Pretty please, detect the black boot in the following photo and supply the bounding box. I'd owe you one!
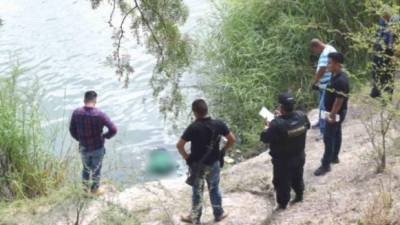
[314,165,331,176]
[291,194,303,204]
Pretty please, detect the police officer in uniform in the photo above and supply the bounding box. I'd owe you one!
[260,93,310,210]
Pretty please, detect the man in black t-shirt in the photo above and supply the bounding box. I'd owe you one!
[314,52,350,176]
[176,99,236,225]
[260,93,310,210]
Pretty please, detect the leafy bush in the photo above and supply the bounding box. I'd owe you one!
[198,0,378,147]
[354,84,400,173]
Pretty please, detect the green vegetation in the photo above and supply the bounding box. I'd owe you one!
[198,0,395,148]
[0,65,66,200]
[90,205,141,225]
[0,183,141,225]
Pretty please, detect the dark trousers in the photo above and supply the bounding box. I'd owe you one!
[272,155,305,208]
[80,147,105,191]
[192,161,224,224]
[322,121,342,167]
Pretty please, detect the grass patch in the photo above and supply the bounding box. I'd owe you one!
[0,64,67,200]
[357,190,399,225]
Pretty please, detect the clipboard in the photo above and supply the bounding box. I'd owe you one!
[259,107,275,122]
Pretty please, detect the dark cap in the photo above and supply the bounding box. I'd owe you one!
[278,92,295,108]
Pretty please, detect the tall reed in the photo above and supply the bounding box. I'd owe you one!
[0,64,66,200]
[198,0,379,147]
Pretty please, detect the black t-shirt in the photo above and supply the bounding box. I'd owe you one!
[260,111,310,159]
[324,71,350,116]
[181,117,230,165]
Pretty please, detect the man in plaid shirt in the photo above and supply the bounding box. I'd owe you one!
[69,91,117,194]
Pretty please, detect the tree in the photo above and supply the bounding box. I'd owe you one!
[90,0,191,118]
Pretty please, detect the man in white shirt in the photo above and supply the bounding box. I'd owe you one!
[310,39,337,137]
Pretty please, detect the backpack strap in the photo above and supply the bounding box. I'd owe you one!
[197,119,219,165]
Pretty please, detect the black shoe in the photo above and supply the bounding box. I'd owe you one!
[274,204,287,212]
[215,212,229,222]
[331,158,340,164]
[314,166,331,176]
[290,195,303,205]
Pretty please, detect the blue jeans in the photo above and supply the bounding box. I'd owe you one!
[319,90,326,135]
[80,147,105,191]
[192,161,224,224]
[322,122,342,167]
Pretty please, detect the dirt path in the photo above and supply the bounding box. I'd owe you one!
[80,106,399,225]
[2,106,399,225]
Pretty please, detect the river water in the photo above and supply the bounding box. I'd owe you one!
[0,0,210,185]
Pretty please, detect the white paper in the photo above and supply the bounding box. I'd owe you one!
[259,107,275,122]
[219,136,227,150]
[321,110,340,122]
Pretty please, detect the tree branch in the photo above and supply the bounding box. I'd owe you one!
[115,5,137,71]
[133,0,165,65]
[141,0,169,32]
[108,0,117,27]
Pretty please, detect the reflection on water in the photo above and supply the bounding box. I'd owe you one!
[0,0,210,185]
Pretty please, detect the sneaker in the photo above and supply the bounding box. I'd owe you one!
[215,212,229,222]
[331,158,340,164]
[314,166,331,176]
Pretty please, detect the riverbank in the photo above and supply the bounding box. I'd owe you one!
[2,104,399,225]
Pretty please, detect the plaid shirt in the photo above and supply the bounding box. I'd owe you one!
[69,106,117,151]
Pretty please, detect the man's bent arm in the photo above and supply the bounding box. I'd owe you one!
[176,138,189,160]
[313,67,327,85]
[102,114,117,139]
[69,114,79,141]
[260,127,273,144]
[222,132,236,151]
[329,97,344,121]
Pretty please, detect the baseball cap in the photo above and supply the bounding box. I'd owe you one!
[278,93,295,108]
